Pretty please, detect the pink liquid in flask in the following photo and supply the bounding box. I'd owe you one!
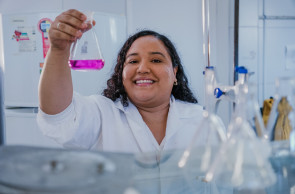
[69,59,104,70]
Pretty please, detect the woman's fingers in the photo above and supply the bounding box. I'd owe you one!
[54,21,83,38]
[48,9,96,50]
[57,13,87,29]
[53,11,86,35]
[48,10,85,49]
[59,9,87,27]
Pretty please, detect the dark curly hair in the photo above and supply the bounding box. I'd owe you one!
[103,30,198,107]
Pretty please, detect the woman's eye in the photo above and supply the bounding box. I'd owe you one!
[152,59,161,63]
[129,60,137,64]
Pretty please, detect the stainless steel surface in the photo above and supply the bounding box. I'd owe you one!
[0,146,131,194]
[0,142,294,194]
[0,149,115,191]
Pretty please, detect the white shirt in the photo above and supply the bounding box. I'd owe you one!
[37,92,204,153]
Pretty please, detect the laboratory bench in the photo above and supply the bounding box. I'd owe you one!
[0,141,294,194]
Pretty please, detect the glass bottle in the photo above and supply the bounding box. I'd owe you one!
[68,11,104,71]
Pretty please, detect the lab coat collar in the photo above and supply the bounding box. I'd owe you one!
[124,100,158,152]
[116,96,183,152]
[113,98,126,112]
[164,96,181,145]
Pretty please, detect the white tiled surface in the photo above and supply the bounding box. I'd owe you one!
[264,0,295,16]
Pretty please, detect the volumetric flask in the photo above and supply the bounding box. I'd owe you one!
[69,11,104,71]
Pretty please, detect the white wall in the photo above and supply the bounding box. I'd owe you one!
[0,0,233,139]
[238,0,261,103]
[239,0,295,105]
[215,0,233,125]
[0,0,125,14]
[126,0,233,125]
[126,0,204,102]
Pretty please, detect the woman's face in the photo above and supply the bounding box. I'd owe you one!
[122,35,178,108]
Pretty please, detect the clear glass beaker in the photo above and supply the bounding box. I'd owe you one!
[68,11,104,71]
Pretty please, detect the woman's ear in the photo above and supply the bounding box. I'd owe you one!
[173,66,178,76]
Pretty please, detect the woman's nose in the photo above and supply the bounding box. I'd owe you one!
[137,60,150,73]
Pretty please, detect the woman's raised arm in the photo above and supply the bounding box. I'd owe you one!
[38,9,90,114]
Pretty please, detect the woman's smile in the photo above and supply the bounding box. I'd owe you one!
[134,78,155,86]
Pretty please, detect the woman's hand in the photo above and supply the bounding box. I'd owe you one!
[49,9,95,52]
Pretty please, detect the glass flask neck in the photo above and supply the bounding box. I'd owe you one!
[234,84,249,119]
[83,11,94,24]
[204,68,216,114]
[235,73,248,86]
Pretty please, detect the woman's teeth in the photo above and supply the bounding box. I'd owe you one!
[136,80,153,84]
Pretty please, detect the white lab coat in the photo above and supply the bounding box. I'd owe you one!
[37,92,205,153]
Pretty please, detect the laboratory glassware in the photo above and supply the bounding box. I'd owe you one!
[204,82,276,189]
[225,67,266,139]
[202,0,210,67]
[213,66,247,104]
[178,67,227,174]
[68,11,104,71]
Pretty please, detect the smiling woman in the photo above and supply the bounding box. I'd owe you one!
[104,30,198,107]
[37,9,207,153]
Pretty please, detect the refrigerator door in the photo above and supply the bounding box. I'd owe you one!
[1,12,58,107]
[5,108,61,148]
[1,12,126,107]
[0,65,3,145]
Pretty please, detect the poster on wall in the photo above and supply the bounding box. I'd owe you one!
[11,17,37,53]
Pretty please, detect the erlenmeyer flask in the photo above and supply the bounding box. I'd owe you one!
[178,67,227,174]
[223,66,266,139]
[266,77,295,153]
[68,11,104,71]
[213,66,266,144]
[204,83,276,189]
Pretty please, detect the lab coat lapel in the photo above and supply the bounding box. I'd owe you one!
[163,97,181,150]
[124,102,160,152]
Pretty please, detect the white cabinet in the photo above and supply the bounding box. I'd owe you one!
[5,108,61,148]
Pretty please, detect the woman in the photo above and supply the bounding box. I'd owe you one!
[37,9,204,153]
